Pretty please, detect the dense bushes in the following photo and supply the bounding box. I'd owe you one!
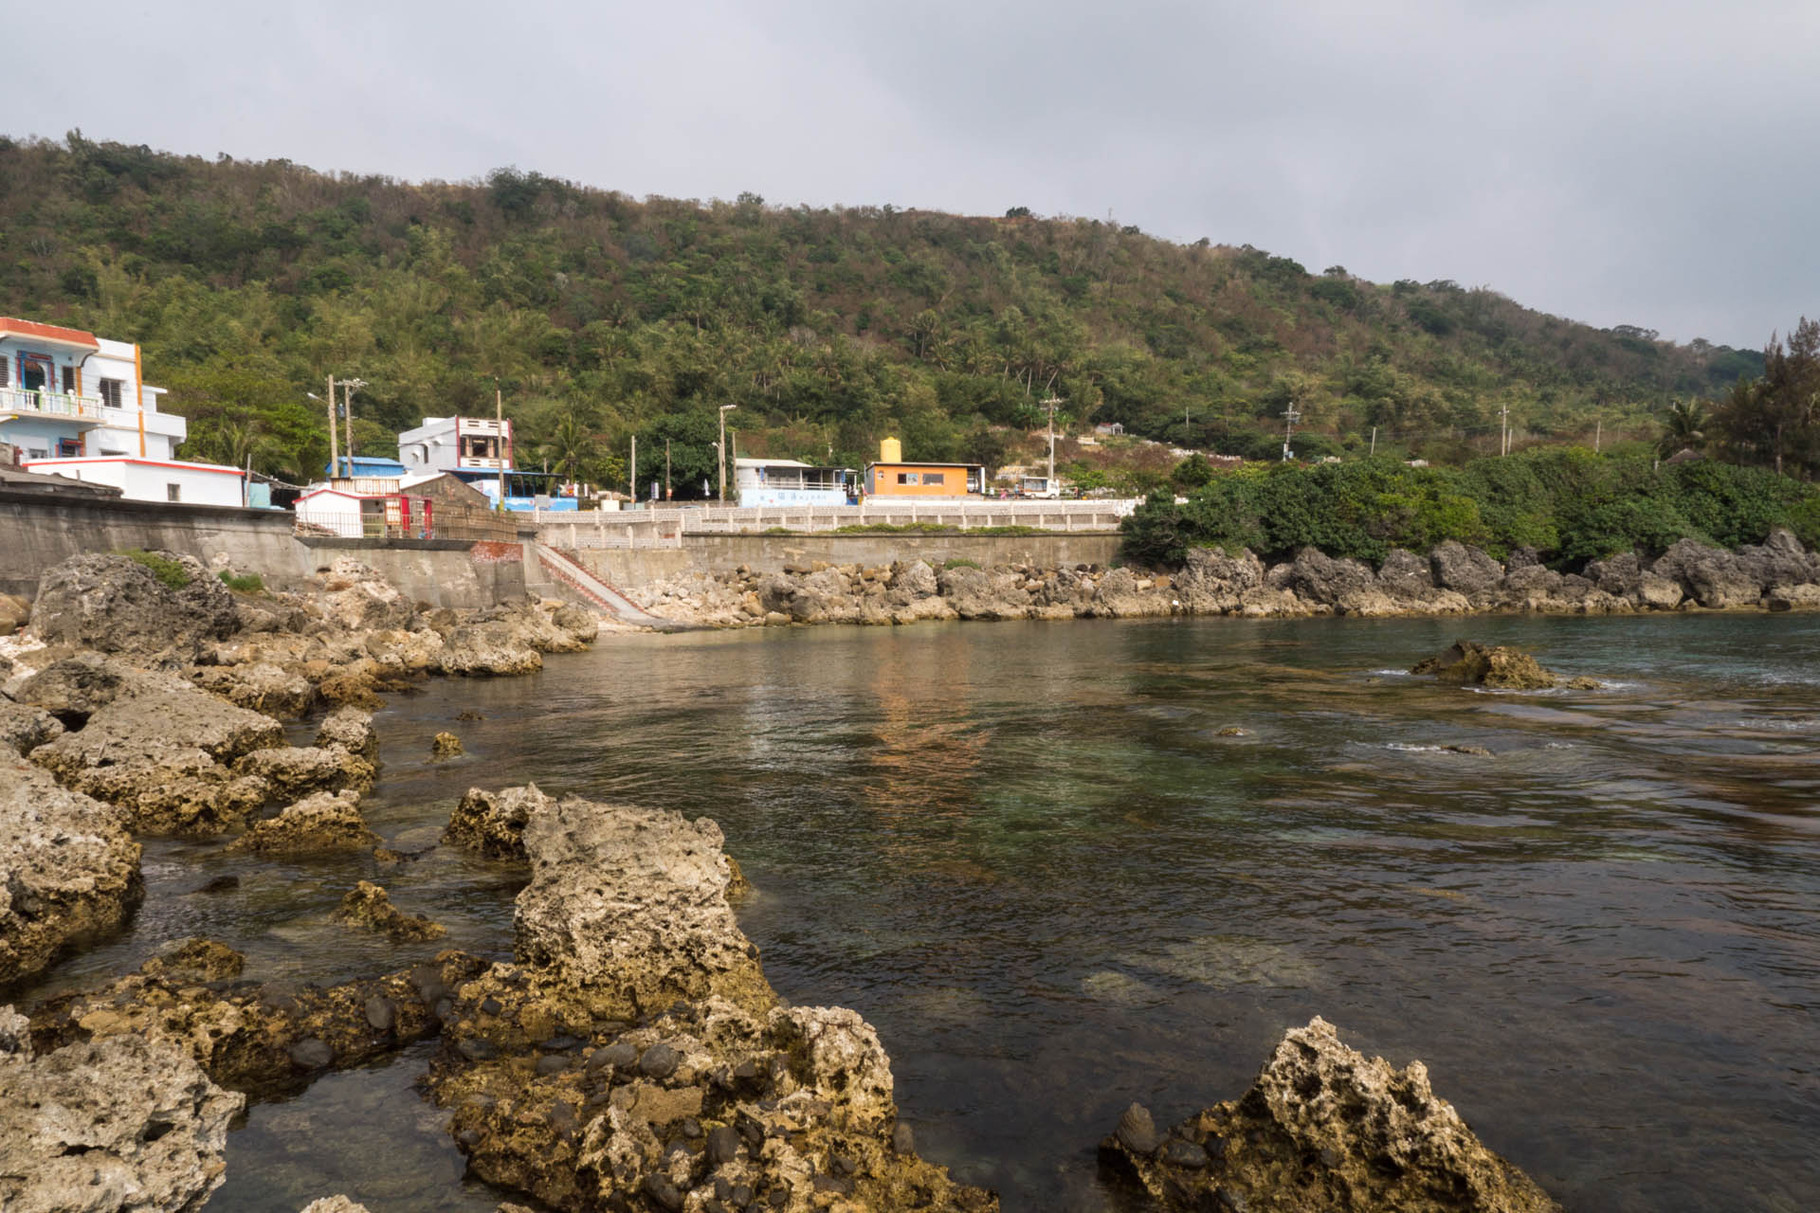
[1120,451,1820,568]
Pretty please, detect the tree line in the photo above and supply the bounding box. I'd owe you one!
[0,132,1771,489]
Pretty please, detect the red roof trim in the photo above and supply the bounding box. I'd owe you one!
[0,318,101,349]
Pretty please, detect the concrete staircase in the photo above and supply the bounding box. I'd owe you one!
[530,543,694,632]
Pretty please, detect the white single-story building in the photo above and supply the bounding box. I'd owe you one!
[20,455,247,507]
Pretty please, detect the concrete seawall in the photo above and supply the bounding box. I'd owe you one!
[2,490,529,608]
[571,532,1124,590]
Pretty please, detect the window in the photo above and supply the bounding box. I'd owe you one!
[61,366,76,393]
[167,483,182,502]
[923,472,946,486]
[98,378,123,408]
[0,359,9,387]
[897,472,918,485]
[27,448,47,459]
[56,438,81,457]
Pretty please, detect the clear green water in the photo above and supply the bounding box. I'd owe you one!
[26,614,1820,1212]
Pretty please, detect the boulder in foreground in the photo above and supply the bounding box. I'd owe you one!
[0,1007,242,1213]
[0,759,142,985]
[1101,1016,1560,1213]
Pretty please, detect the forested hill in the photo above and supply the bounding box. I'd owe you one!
[0,133,1764,487]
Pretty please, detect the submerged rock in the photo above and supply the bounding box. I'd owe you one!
[432,731,464,758]
[334,881,447,942]
[299,1199,372,1213]
[1101,1017,1560,1213]
[444,783,554,859]
[0,759,143,985]
[1411,641,1561,690]
[29,951,488,1097]
[0,1018,242,1213]
[139,938,246,983]
[225,790,381,856]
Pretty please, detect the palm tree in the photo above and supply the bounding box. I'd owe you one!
[1658,398,1708,458]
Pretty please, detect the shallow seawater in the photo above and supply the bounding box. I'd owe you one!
[23,613,1820,1212]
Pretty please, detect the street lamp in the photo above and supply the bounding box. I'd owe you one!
[717,404,738,503]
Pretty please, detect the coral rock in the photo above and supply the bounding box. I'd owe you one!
[1101,1016,1560,1213]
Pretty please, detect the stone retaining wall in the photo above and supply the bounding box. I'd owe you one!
[1,491,528,608]
[572,532,1123,591]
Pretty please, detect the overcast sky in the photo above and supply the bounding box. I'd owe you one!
[13,0,1818,346]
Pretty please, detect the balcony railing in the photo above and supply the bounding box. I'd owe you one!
[0,387,103,420]
[456,455,508,470]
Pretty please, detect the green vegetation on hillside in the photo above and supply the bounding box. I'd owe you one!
[0,133,1769,489]
[1120,451,1820,568]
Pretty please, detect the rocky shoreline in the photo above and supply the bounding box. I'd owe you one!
[626,529,1820,628]
[0,548,1566,1211]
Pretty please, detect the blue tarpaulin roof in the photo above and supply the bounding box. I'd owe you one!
[323,455,407,476]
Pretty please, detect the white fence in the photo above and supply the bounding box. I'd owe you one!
[531,499,1137,548]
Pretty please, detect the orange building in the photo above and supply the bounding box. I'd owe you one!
[862,437,986,497]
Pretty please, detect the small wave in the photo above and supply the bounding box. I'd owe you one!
[1368,668,1412,677]
[1384,742,1446,752]
[1545,741,1577,749]
[1735,717,1820,732]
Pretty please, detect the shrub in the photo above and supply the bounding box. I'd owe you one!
[117,549,191,589]
[942,557,981,570]
[1121,451,1820,568]
[217,570,265,593]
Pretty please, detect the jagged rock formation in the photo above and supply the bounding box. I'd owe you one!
[1101,1017,1560,1213]
[1411,641,1572,690]
[232,743,375,799]
[0,697,63,756]
[27,551,236,665]
[225,790,381,855]
[27,662,283,835]
[315,706,378,760]
[431,731,464,757]
[334,881,447,942]
[444,783,553,859]
[0,759,142,985]
[431,787,997,1212]
[0,1006,242,1213]
[513,793,773,1018]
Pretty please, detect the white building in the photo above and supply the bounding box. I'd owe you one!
[1,316,245,505]
[398,416,512,476]
[734,457,856,507]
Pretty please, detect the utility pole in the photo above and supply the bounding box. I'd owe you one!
[325,374,338,481]
[339,378,367,472]
[1042,394,1062,492]
[630,435,637,506]
[718,404,739,502]
[1594,419,1602,453]
[665,439,672,500]
[1370,426,1378,457]
[495,383,506,510]
[1280,403,1301,462]
[1499,402,1511,456]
